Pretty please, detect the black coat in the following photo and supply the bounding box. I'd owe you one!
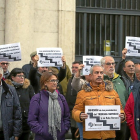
[22,62,33,79]
[66,77,78,111]
[29,67,66,94]
[1,79,22,140]
[5,79,35,133]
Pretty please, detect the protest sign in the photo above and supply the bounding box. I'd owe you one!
[125,36,140,56]
[85,105,120,131]
[0,43,21,61]
[82,56,103,75]
[37,48,63,67]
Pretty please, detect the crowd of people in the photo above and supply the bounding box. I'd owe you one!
[0,48,140,140]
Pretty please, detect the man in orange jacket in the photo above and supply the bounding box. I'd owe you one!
[72,65,125,140]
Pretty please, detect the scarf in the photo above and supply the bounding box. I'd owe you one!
[48,90,61,140]
[12,81,23,88]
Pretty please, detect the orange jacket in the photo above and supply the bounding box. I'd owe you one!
[72,81,124,140]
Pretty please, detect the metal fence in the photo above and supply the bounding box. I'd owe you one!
[75,0,140,61]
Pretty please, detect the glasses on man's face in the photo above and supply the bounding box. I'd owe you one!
[1,63,9,65]
[72,67,78,69]
[105,62,115,66]
[127,65,135,68]
[16,75,25,78]
[47,79,59,83]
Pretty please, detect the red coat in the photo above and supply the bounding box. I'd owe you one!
[124,92,138,140]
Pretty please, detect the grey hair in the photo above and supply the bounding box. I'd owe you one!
[100,56,115,66]
[0,66,3,77]
[90,64,103,74]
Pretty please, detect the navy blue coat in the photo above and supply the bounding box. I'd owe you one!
[1,79,22,140]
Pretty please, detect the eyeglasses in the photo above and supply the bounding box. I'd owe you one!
[16,75,25,78]
[1,63,9,65]
[105,62,115,66]
[72,67,78,69]
[47,79,59,83]
[127,65,135,68]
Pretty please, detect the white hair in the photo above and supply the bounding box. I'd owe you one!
[90,64,103,74]
[100,56,115,66]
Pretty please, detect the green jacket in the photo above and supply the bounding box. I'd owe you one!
[104,73,128,109]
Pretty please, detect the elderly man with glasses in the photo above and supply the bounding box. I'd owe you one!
[0,61,10,79]
[101,56,128,140]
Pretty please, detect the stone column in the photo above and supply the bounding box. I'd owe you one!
[5,0,34,70]
[0,0,5,45]
[58,0,76,67]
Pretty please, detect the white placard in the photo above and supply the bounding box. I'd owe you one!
[0,43,21,61]
[125,36,140,56]
[85,105,120,131]
[82,56,103,75]
[37,48,63,67]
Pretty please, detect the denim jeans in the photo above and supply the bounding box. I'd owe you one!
[77,122,83,140]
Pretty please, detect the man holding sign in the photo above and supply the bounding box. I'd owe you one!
[72,65,124,140]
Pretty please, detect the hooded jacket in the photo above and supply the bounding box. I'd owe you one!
[28,90,70,140]
[72,81,124,140]
[5,78,35,132]
[104,73,128,109]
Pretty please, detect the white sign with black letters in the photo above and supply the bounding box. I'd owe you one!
[37,48,63,67]
[82,56,103,75]
[85,105,120,131]
[0,42,21,61]
[125,36,140,56]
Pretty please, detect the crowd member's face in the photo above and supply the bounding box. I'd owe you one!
[0,61,9,73]
[45,75,58,93]
[71,63,79,74]
[91,66,104,85]
[103,57,115,76]
[12,73,25,84]
[38,67,48,74]
[123,61,135,75]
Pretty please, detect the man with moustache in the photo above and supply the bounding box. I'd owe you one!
[72,65,125,140]
[101,56,128,140]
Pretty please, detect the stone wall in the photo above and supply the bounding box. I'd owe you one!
[1,0,75,71]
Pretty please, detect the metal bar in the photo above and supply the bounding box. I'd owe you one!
[100,0,102,8]
[106,0,107,8]
[94,14,96,55]
[76,7,140,16]
[135,16,137,36]
[126,0,127,9]
[136,0,137,10]
[90,0,92,7]
[100,14,102,55]
[110,15,112,56]
[121,0,122,9]
[85,0,86,7]
[115,15,117,56]
[79,14,81,55]
[79,0,81,7]
[125,16,127,39]
[105,15,106,56]
[130,16,132,35]
[111,0,112,9]
[116,0,117,9]
[83,13,87,55]
[119,15,123,57]
[131,0,132,9]
[89,14,91,55]
[95,0,97,7]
